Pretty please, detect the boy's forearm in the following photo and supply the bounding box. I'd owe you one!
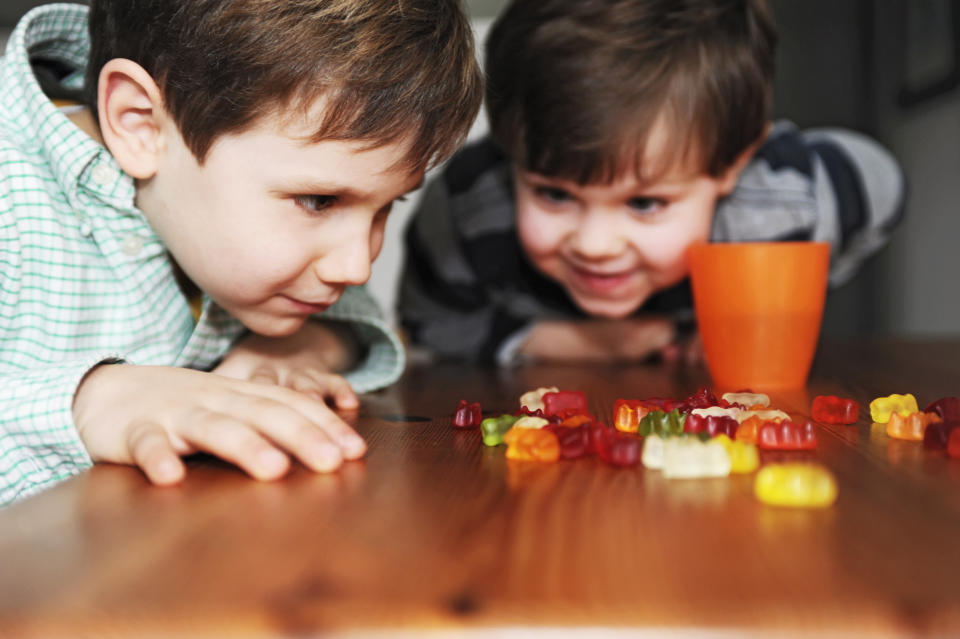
[0,358,111,505]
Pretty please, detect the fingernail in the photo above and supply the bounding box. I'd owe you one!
[257,449,288,476]
[312,443,343,472]
[339,435,367,459]
[155,458,182,483]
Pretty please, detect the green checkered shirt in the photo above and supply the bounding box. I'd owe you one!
[0,4,405,505]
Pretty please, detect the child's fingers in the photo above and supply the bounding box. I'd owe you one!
[253,407,348,471]
[182,412,291,480]
[685,336,705,366]
[245,385,367,461]
[127,421,186,485]
[248,366,281,387]
[659,342,681,365]
[638,319,675,354]
[326,376,359,410]
[216,395,354,470]
[288,371,359,410]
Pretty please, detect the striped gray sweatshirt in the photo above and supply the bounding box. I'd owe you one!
[398,121,906,364]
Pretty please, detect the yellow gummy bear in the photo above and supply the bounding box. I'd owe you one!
[754,463,838,508]
[713,434,760,474]
[869,393,918,424]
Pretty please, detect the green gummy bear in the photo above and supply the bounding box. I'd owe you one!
[481,414,521,446]
[638,409,686,437]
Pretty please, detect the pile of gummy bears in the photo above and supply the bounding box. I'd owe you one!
[451,388,960,509]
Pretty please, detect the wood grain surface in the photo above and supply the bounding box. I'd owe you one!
[2,338,960,638]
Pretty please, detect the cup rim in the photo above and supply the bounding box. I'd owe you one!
[689,240,831,249]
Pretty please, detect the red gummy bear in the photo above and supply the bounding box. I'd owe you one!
[452,399,482,428]
[757,420,818,450]
[684,412,738,438]
[811,395,858,425]
[542,390,589,419]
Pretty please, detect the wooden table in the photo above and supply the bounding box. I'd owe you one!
[3,338,960,638]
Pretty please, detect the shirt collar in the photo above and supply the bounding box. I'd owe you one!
[6,4,137,213]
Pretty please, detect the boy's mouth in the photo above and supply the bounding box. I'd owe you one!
[279,294,334,314]
[568,266,634,295]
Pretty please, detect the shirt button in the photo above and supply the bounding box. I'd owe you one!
[91,163,115,186]
[121,234,143,256]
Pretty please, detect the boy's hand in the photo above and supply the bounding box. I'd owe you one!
[659,332,705,366]
[73,363,367,486]
[212,320,360,410]
[520,318,677,363]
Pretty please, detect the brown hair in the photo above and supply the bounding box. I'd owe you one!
[485,0,777,183]
[85,0,483,172]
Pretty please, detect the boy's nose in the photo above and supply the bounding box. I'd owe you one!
[571,211,626,259]
[315,239,372,287]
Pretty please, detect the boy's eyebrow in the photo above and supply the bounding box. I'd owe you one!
[522,170,696,192]
[277,175,424,199]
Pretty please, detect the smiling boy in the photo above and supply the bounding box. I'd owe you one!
[399,0,904,365]
[0,0,481,504]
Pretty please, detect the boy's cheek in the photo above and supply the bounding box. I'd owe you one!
[516,209,563,258]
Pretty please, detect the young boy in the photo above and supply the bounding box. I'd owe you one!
[0,0,482,505]
[399,0,905,365]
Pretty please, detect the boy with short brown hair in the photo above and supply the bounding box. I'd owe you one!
[399,0,904,364]
[0,0,482,504]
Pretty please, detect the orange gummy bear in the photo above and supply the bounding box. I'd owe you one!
[504,427,560,462]
[886,411,941,441]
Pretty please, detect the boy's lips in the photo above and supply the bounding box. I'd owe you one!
[568,265,635,295]
[280,295,334,314]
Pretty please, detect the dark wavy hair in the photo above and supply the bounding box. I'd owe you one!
[485,0,777,183]
[85,0,483,172]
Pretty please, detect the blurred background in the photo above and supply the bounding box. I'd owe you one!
[2,0,957,339]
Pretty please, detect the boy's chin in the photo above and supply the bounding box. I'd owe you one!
[238,313,308,338]
[572,296,644,320]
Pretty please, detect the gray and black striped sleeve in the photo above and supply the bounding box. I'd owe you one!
[713,121,906,286]
[398,142,532,362]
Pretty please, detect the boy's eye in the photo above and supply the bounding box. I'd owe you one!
[534,186,573,204]
[627,196,665,214]
[294,194,337,213]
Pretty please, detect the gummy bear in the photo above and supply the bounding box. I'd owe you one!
[554,425,589,459]
[886,411,941,441]
[662,437,731,478]
[597,431,641,468]
[641,434,666,470]
[504,427,560,462]
[676,386,719,413]
[756,420,817,451]
[639,409,686,437]
[754,463,838,508]
[452,399,482,428]
[713,434,760,474]
[925,397,960,422]
[721,391,770,409]
[519,386,559,413]
[613,399,649,433]
[811,395,858,425]
[684,412,738,438]
[480,414,520,446]
[869,393,918,424]
[542,390,588,419]
[949,429,960,459]
[924,421,960,450]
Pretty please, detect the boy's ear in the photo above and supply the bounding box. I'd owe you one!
[97,58,168,180]
[717,121,773,196]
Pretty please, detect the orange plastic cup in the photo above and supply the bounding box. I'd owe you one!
[688,242,830,390]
